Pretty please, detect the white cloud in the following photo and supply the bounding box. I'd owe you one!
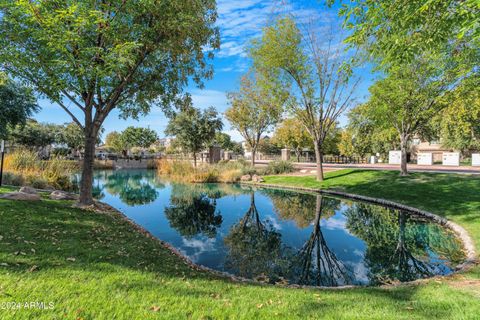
[215,0,326,58]
[321,216,346,230]
[181,237,217,263]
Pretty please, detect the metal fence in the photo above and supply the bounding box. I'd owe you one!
[289,153,367,164]
[323,155,368,164]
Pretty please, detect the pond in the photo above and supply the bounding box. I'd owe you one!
[92,169,465,287]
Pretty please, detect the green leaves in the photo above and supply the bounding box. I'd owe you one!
[336,0,479,73]
[0,0,219,202]
[0,0,219,119]
[120,127,159,150]
[0,79,38,140]
[165,103,223,159]
[226,69,285,153]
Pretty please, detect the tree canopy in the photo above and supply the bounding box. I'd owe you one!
[0,0,219,205]
[339,104,399,158]
[211,132,243,154]
[272,118,313,161]
[433,76,480,152]
[363,60,450,175]
[165,104,223,167]
[120,127,159,150]
[0,79,38,139]
[333,0,479,72]
[226,69,286,165]
[9,120,59,149]
[250,16,359,180]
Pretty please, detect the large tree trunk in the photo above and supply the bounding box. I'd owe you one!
[79,135,96,206]
[314,142,324,181]
[251,148,256,167]
[400,134,408,176]
[193,152,197,167]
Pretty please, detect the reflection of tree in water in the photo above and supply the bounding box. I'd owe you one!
[101,170,161,206]
[344,203,463,284]
[262,189,318,228]
[290,195,352,287]
[164,183,223,238]
[224,192,289,283]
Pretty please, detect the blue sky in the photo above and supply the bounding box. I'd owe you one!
[35,0,376,142]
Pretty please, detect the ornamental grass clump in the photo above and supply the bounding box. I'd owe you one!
[4,149,78,190]
[265,160,294,175]
[156,159,253,183]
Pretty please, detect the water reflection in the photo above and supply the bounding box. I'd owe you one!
[290,195,352,286]
[98,170,161,206]
[344,204,463,284]
[165,184,223,238]
[93,170,464,287]
[224,192,288,282]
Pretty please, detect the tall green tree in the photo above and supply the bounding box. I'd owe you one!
[105,131,125,154]
[60,122,86,151]
[434,76,480,152]
[0,79,38,139]
[211,132,243,154]
[165,104,223,167]
[120,126,159,150]
[226,70,286,166]
[10,120,59,150]
[365,60,450,175]
[340,104,399,158]
[251,17,359,180]
[0,1,219,205]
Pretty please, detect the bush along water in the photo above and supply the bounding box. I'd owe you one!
[156,158,295,183]
[3,149,79,191]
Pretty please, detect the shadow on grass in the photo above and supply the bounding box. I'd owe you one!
[1,179,480,318]
[323,169,358,181]
[0,198,210,282]
[337,171,480,222]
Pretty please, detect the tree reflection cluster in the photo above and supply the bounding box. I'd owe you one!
[95,170,464,287]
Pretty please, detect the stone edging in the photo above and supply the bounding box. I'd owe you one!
[243,181,477,272]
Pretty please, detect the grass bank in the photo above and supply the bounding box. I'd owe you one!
[0,170,479,319]
[263,170,480,248]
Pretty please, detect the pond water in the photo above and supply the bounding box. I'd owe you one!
[92,169,465,287]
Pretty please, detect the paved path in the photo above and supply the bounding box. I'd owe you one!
[255,160,480,175]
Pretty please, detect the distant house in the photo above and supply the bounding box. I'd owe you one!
[157,138,173,149]
[410,138,453,163]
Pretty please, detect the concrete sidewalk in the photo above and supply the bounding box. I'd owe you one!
[255,160,480,175]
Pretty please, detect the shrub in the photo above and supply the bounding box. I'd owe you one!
[3,149,78,191]
[218,169,242,183]
[265,160,294,175]
[156,159,247,183]
[25,175,50,190]
[2,172,25,186]
[4,149,39,172]
[155,158,282,183]
[93,160,115,170]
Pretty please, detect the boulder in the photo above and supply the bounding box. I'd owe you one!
[251,174,264,183]
[0,192,41,201]
[240,175,252,182]
[19,186,38,194]
[50,190,79,201]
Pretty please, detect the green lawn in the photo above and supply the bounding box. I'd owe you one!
[0,171,479,320]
